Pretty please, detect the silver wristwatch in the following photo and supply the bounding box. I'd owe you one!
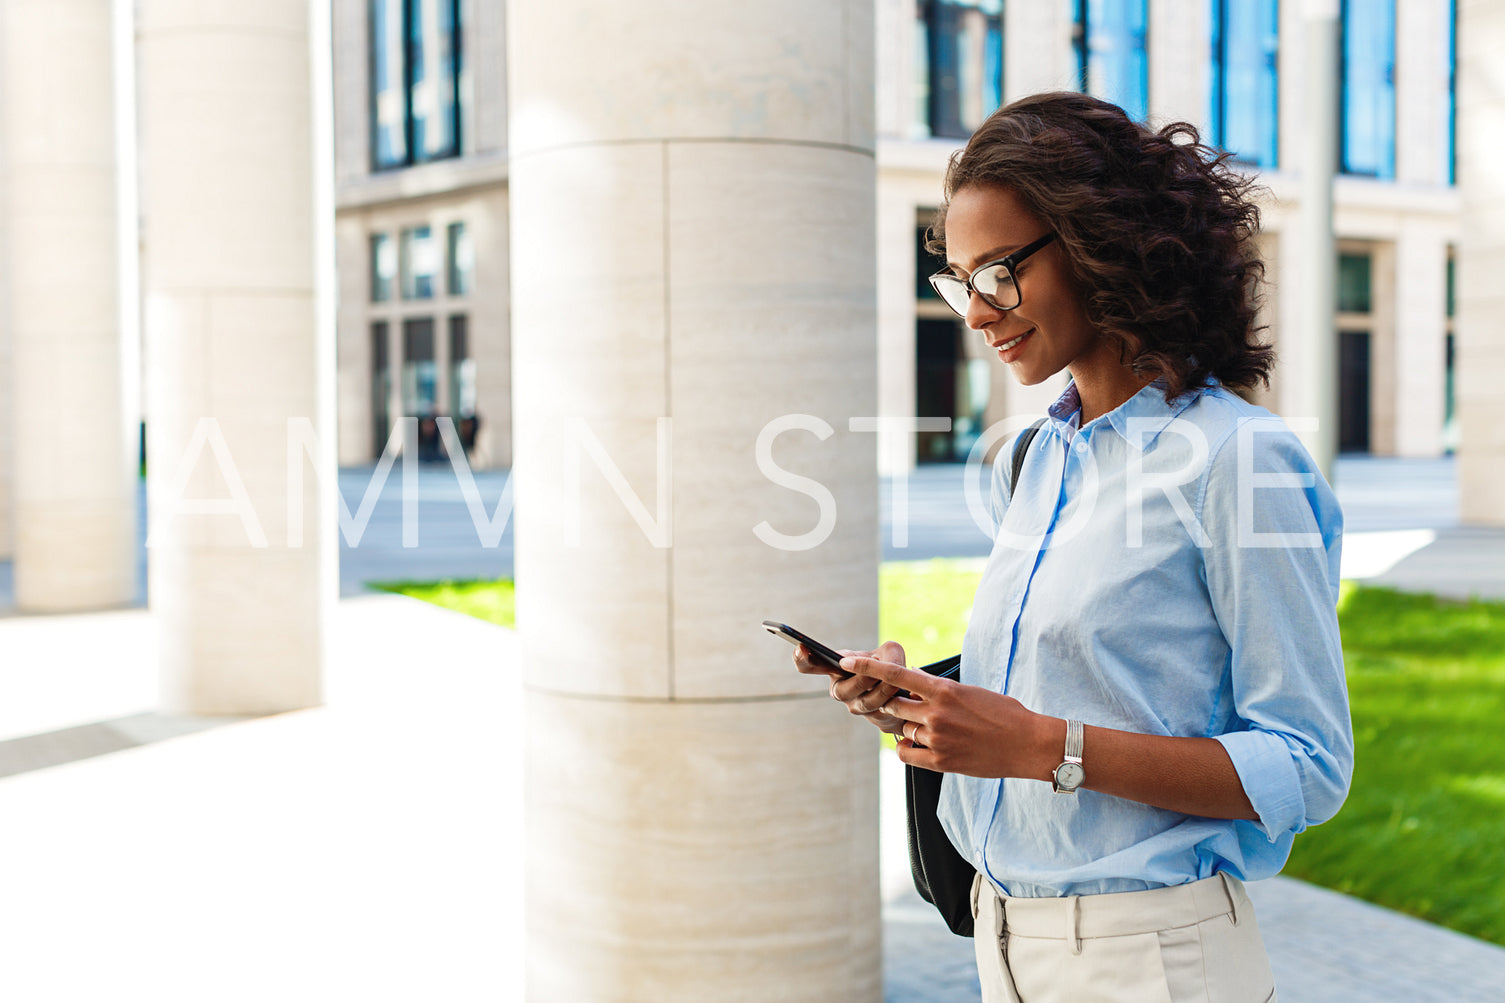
[1052,719,1086,794]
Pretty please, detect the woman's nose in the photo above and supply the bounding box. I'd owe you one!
[964,289,1003,331]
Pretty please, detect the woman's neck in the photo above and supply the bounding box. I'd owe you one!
[1070,365,1154,425]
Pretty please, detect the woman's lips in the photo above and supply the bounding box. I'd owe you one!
[995,329,1034,363]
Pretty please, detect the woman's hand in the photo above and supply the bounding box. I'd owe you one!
[839,653,1055,780]
[794,640,910,736]
[838,656,1261,818]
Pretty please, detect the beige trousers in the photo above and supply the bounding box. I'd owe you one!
[970,872,1278,1002]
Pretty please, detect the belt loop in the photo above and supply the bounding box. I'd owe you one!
[994,888,1006,940]
[971,873,982,921]
[1066,895,1082,955]
[1220,872,1240,927]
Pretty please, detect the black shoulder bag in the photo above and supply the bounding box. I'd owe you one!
[904,418,1044,938]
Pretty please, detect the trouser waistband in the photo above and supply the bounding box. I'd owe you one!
[976,873,1246,941]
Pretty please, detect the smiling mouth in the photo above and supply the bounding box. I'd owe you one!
[996,330,1032,352]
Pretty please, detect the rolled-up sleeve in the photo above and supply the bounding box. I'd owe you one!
[1199,417,1354,840]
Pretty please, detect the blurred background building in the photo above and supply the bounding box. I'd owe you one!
[328,0,1460,475]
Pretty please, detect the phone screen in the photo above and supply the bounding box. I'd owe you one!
[761,620,849,676]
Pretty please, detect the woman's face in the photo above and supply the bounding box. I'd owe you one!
[941,184,1117,388]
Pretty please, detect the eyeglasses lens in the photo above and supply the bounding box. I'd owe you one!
[930,264,1020,317]
[973,264,1019,310]
[931,276,970,316]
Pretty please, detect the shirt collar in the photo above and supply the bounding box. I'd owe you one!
[1047,378,1212,451]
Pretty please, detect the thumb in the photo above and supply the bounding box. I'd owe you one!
[877,640,906,668]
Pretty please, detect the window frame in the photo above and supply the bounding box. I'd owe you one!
[1073,0,1149,123]
[913,0,1005,141]
[1339,0,1397,179]
[1208,0,1279,168]
[368,0,464,172]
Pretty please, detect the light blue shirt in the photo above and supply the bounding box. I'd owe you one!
[941,380,1353,898]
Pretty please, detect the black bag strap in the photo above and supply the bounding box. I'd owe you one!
[903,417,1048,939]
[1009,418,1047,499]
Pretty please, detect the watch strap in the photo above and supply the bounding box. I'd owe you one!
[1065,719,1083,762]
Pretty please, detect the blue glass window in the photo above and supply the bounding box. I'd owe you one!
[1446,0,1456,184]
[369,0,463,171]
[400,226,437,300]
[409,0,459,161]
[371,0,407,169]
[1209,0,1278,167]
[1074,0,1148,122]
[1341,0,1396,178]
[447,221,472,296]
[370,232,396,302]
[913,1,1005,140]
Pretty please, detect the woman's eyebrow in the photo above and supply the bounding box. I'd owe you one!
[949,244,1021,274]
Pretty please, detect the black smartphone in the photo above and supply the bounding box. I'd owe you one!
[762,620,850,675]
[763,620,964,685]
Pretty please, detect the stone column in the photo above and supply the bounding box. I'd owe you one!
[1391,227,1449,457]
[509,2,881,999]
[1298,0,1340,478]
[1147,0,1210,127]
[1,0,136,611]
[0,274,10,564]
[138,0,331,712]
[1006,0,1077,96]
[876,177,919,476]
[1456,0,1505,525]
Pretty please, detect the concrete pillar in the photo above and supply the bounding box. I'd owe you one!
[1274,215,1307,419]
[1277,0,1303,180]
[333,214,373,466]
[875,0,915,140]
[1394,0,1454,187]
[1148,0,1211,128]
[1,0,136,611]
[1005,0,1077,96]
[509,2,881,999]
[1298,0,1340,478]
[1368,241,1398,456]
[468,192,511,470]
[877,179,919,475]
[0,270,10,564]
[1456,0,1505,525]
[1391,228,1449,457]
[138,0,332,712]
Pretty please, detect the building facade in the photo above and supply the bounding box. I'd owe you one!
[332,0,512,468]
[874,0,1458,471]
[330,0,1460,474]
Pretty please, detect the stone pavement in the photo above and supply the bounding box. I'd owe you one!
[2,454,1505,1000]
[6,594,1505,1001]
[0,596,526,1002]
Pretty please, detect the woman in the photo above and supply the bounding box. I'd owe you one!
[796,92,1351,1001]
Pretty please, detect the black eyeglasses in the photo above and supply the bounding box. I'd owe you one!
[928,232,1057,317]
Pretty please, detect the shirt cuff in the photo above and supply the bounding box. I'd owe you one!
[1215,730,1306,841]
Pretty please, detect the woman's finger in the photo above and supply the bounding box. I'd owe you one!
[832,675,900,713]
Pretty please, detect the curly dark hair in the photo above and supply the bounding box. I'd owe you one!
[927,91,1273,399]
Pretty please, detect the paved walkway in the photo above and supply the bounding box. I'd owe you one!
[2,454,1504,1000]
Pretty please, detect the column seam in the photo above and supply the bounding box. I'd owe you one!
[662,139,676,702]
[508,136,876,165]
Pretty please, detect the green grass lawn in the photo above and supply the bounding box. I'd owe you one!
[374,562,1505,947]
[370,577,516,628]
[1283,583,1505,946]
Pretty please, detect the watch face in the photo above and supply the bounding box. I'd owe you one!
[1055,761,1085,790]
